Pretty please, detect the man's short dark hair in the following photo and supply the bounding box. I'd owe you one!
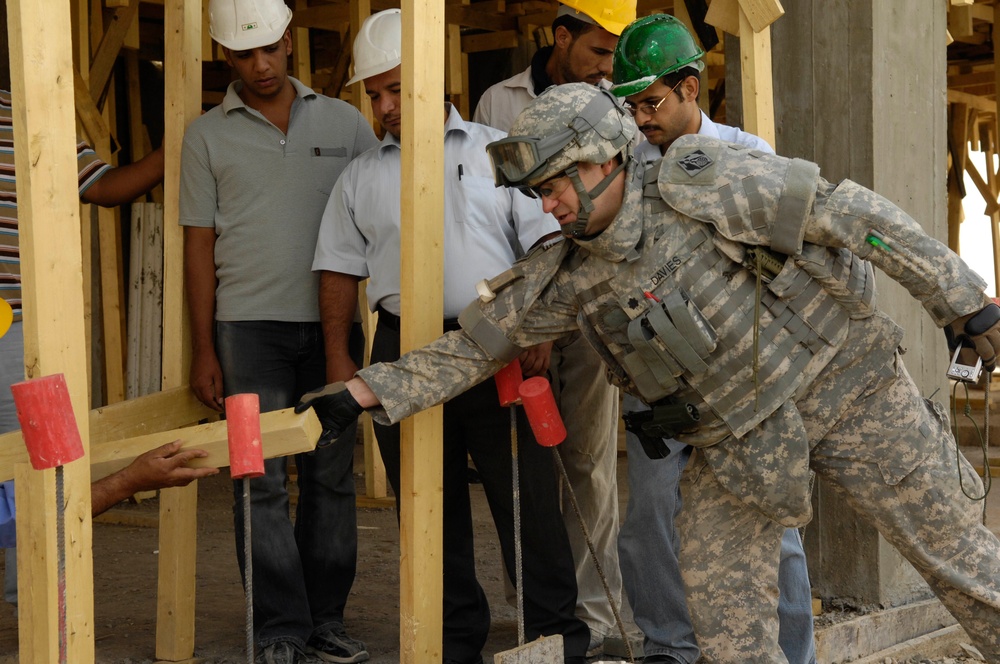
[661,66,702,102]
[552,14,598,39]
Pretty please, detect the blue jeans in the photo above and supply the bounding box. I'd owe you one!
[1,322,23,610]
[618,395,816,664]
[215,320,363,648]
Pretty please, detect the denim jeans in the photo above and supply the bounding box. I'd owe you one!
[215,320,363,647]
[369,320,589,663]
[1,322,23,610]
[618,395,816,664]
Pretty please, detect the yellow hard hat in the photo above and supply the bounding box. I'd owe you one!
[558,0,637,36]
[0,299,11,340]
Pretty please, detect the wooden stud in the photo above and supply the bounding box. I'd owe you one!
[948,3,975,40]
[157,0,204,658]
[14,464,60,664]
[401,0,446,659]
[736,0,784,33]
[461,30,520,53]
[8,0,96,658]
[737,6,776,147]
[88,1,140,107]
[294,0,314,89]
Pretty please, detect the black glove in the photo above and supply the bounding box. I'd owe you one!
[945,302,1000,371]
[295,382,364,447]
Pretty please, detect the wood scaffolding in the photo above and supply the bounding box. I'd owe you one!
[3,0,996,662]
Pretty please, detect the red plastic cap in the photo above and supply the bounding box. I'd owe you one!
[494,359,524,407]
[226,394,265,479]
[11,374,84,470]
[517,376,567,447]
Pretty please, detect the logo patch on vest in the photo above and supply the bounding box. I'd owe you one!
[677,150,713,177]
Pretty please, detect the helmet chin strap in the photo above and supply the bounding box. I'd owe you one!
[561,161,627,239]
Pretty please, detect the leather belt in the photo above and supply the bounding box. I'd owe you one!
[376,306,462,333]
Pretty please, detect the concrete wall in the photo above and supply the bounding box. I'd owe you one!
[765,0,948,606]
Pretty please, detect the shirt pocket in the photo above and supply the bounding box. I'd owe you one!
[458,175,505,227]
[311,147,349,195]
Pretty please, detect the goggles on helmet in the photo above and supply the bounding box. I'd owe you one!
[487,128,579,188]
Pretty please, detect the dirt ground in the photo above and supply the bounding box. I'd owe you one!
[0,444,998,663]
[0,442,605,664]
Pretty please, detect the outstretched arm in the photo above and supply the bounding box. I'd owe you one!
[91,440,218,516]
[81,144,165,207]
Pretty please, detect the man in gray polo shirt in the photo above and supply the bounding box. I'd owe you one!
[179,1,377,663]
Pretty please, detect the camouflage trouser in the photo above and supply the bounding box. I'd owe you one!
[678,355,1000,663]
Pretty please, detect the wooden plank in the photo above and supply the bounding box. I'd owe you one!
[8,0,97,657]
[737,0,784,33]
[460,30,519,53]
[294,0,313,88]
[949,3,975,39]
[705,0,740,36]
[292,0,394,29]
[14,464,59,664]
[737,7,775,147]
[0,386,218,481]
[158,0,203,658]
[947,88,996,114]
[73,69,112,146]
[964,159,1000,215]
[401,0,446,659]
[446,4,518,31]
[89,0,140,106]
[91,407,322,482]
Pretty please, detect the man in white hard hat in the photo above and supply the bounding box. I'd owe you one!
[313,9,589,664]
[472,1,636,656]
[181,1,378,662]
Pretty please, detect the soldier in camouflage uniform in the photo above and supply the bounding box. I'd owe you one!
[297,83,1000,663]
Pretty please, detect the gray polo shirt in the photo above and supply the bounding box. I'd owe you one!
[180,77,377,321]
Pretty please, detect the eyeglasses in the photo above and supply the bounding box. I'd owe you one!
[622,79,683,117]
[525,174,572,200]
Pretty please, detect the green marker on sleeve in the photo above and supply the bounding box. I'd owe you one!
[866,230,892,252]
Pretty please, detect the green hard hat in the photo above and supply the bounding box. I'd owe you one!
[611,14,706,98]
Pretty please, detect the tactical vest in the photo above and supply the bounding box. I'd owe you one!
[574,154,877,441]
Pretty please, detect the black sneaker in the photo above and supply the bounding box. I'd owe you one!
[256,640,317,664]
[307,622,370,663]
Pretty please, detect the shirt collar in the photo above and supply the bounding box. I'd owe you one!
[221,76,315,115]
[572,157,644,262]
[377,103,471,159]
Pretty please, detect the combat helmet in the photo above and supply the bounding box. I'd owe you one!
[611,14,705,98]
[486,83,635,238]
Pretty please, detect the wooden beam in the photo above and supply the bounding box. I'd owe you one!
[0,387,216,482]
[401,0,446,659]
[948,88,997,114]
[92,407,322,482]
[293,0,313,88]
[8,0,96,657]
[460,30,519,53]
[736,0,784,33]
[291,0,395,29]
[965,159,1000,216]
[705,0,740,36]
[737,6,776,146]
[949,3,975,39]
[158,0,203,658]
[88,0,140,107]
[73,68,113,147]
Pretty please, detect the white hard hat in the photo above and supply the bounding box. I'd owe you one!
[209,0,293,51]
[347,9,402,86]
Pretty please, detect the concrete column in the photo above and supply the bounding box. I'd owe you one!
[763,0,949,606]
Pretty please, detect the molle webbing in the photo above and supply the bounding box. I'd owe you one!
[772,158,820,256]
[796,244,876,319]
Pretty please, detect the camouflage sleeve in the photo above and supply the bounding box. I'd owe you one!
[659,134,989,327]
[806,178,988,326]
[357,330,506,424]
[357,241,582,425]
